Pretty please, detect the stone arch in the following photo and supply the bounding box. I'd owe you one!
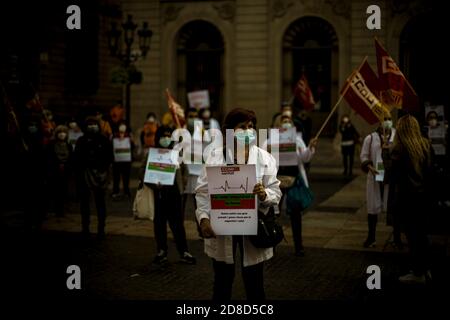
[269,8,351,129]
[161,8,235,116]
[269,8,350,135]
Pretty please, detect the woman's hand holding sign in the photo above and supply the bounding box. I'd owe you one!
[253,183,267,201]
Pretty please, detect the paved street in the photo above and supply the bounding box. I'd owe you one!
[2,138,449,302]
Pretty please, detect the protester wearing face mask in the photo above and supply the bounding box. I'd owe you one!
[47,125,72,217]
[274,115,318,256]
[111,121,134,200]
[426,111,439,129]
[141,125,196,265]
[339,115,360,177]
[360,113,397,248]
[74,116,114,238]
[140,112,159,151]
[41,109,56,146]
[67,119,84,151]
[195,108,282,301]
[94,110,113,139]
[199,107,220,132]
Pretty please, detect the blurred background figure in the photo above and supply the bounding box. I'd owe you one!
[74,116,113,238]
[199,107,220,131]
[109,103,126,133]
[141,112,159,147]
[111,120,134,200]
[339,115,360,177]
[276,114,317,256]
[94,109,112,139]
[46,125,72,217]
[41,109,56,146]
[67,118,84,151]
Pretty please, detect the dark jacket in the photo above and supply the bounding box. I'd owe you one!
[74,131,113,172]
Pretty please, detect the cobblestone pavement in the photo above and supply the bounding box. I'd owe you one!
[3,231,449,302]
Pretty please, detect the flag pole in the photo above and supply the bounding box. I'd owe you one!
[314,56,368,140]
[165,88,181,129]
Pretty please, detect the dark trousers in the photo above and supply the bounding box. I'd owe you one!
[341,145,355,175]
[290,210,304,252]
[78,182,106,233]
[153,187,188,255]
[212,236,265,301]
[112,162,131,195]
[402,202,429,275]
[50,167,69,216]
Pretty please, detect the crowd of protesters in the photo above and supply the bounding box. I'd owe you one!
[2,84,449,298]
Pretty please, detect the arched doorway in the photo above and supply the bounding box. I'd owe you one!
[176,20,224,116]
[282,16,338,135]
[400,11,450,109]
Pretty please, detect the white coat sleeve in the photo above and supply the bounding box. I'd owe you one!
[297,135,315,163]
[360,134,373,172]
[258,152,282,214]
[195,165,211,223]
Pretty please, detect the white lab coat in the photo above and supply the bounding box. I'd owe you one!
[195,145,281,267]
[360,129,396,215]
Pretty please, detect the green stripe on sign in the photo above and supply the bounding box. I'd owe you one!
[148,164,176,173]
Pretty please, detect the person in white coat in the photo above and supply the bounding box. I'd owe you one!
[195,108,281,301]
[360,114,395,248]
[274,115,317,256]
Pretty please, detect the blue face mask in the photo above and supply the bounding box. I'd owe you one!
[235,129,256,145]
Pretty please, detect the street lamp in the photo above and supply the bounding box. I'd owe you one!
[107,15,153,125]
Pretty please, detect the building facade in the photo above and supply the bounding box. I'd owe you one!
[2,0,448,138]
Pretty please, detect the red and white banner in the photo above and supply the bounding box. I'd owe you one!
[294,74,315,111]
[342,60,389,125]
[375,38,419,112]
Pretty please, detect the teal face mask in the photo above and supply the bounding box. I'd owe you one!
[281,123,292,129]
[159,137,172,148]
[235,129,256,145]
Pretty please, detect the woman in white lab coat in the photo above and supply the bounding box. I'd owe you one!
[195,108,281,301]
[360,115,395,247]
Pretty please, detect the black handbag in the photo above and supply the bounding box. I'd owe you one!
[249,207,284,248]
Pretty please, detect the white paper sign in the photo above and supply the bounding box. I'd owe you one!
[187,90,210,109]
[113,137,132,162]
[375,161,385,182]
[272,127,298,166]
[144,148,177,185]
[187,164,203,176]
[206,165,257,235]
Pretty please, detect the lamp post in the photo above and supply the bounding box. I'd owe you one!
[107,15,153,125]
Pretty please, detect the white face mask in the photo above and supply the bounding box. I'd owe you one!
[57,132,67,140]
[147,117,155,123]
[69,122,77,129]
[342,118,349,124]
[281,122,292,129]
[383,120,393,130]
[159,137,172,148]
[119,124,127,133]
[429,119,438,127]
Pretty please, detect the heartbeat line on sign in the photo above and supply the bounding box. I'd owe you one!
[213,177,250,193]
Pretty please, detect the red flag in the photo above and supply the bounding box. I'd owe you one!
[293,74,315,111]
[342,60,389,125]
[165,88,186,129]
[375,38,419,112]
